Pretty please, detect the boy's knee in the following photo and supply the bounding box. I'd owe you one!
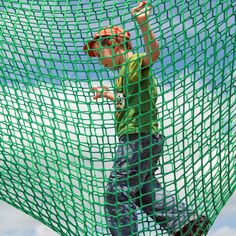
[105,183,129,204]
[105,184,116,203]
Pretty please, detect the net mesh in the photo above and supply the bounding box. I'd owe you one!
[0,0,235,235]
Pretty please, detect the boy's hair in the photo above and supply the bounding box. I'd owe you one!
[99,36,133,51]
[83,25,132,57]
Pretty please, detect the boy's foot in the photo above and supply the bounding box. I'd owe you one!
[173,215,210,236]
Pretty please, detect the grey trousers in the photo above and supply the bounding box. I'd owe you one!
[104,133,195,236]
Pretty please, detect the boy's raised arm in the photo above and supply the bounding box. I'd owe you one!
[131,2,160,66]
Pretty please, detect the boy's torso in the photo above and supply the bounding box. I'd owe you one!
[115,53,159,137]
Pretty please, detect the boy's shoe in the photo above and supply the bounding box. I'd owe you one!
[173,215,210,236]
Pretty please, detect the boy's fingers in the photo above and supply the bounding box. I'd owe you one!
[92,87,98,90]
[93,93,100,99]
[92,86,102,91]
[138,2,144,8]
[132,2,151,15]
[131,7,140,14]
[92,86,109,91]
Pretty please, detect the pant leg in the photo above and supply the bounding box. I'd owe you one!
[105,135,155,236]
[134,135,196,235]
[134,173,196,235]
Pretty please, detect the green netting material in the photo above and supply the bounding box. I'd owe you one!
[0,0,235,235]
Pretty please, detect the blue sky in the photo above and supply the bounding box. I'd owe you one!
[0,0,235,235]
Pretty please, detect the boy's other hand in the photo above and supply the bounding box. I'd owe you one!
[131,1,152,25]
[92,85,109,100]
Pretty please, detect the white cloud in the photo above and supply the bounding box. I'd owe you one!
[0,201,59,236]
[219,193,236,218]
[0,201,38,229]
[208,226,236,236]
[1,68,235,235]
[35,225,59,236]
[1,4,235,235]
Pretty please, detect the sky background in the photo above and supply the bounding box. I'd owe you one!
[0,0,235,236]
[1,190,236,236]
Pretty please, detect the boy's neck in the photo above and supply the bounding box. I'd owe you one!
[117,51,133,71]
[125,51,133,59]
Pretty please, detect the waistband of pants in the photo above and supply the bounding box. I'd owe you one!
[119,133,165,142]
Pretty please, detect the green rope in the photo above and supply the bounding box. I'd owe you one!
[0,1,235,235]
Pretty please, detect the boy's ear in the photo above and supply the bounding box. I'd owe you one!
[114,45,119,53]
[107,39,112,46]
[107,39,117,46]
[107,39,119,53]
[113,39,119,53]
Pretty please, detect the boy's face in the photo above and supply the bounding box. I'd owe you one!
[93,42,121,71]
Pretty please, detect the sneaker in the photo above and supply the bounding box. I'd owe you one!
[173,215,210,236]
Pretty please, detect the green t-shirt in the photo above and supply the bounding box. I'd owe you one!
[115,53,159,137]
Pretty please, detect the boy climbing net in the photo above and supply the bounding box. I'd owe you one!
[84,2,210,236]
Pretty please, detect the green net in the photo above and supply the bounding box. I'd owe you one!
[0,0,235,235]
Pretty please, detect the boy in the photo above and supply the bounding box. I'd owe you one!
[83,2,209,235]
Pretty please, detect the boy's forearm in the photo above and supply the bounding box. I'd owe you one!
[139,22,160,61]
